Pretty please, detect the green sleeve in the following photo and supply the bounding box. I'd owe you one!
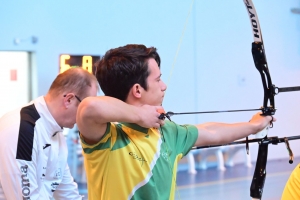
[161,121,198,157]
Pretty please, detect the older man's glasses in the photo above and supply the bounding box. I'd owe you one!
[63,94,82,102]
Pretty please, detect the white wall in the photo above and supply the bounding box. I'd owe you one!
[0,0,300,162]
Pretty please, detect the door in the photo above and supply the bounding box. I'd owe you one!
[0,51,32,117]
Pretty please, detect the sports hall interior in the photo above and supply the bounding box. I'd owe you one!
[1,1,300,199]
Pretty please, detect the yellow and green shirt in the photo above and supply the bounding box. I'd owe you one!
[281,163,300,200]
[80,120,198,200]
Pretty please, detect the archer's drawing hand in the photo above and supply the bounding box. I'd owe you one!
[137,105,165,128]
[249,112,276,134]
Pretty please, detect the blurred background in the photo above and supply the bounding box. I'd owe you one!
[1,0,300,199]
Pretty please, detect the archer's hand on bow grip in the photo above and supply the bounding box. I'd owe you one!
[255,125,269,139]
[254,115,275,139]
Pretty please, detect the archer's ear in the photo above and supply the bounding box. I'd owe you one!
[131,84,142,98]
[63,93,73,108]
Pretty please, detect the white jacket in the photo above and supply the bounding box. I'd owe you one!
[0,96,82,200]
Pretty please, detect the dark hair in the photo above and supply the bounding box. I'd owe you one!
[95,44,161,102]
[49,67,97,98]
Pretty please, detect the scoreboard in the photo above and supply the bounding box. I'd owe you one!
[59,54,101,74]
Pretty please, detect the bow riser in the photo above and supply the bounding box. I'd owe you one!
[251,42,275,115]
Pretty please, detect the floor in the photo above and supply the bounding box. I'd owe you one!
[76,157,300,200]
